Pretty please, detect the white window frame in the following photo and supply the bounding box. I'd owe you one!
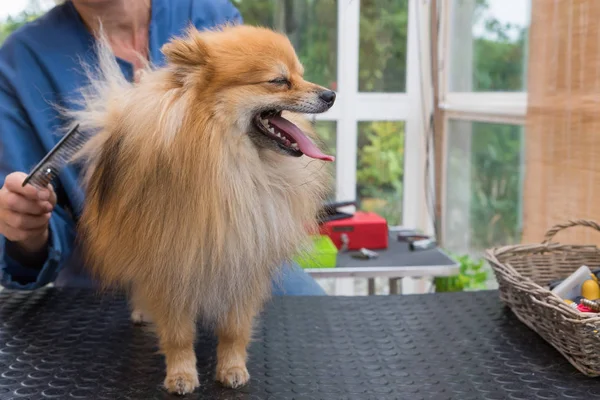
[437,0,529,246]
[313,0,431,233]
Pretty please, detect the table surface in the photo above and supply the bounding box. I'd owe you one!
[305,233,459,277]
[0,288,598,400]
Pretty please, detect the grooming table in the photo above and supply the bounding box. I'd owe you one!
[0,288,597,399]
[305,231,459,294]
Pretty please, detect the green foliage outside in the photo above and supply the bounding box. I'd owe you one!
[468,123,523,251]
[358,0,408,93]
[0,0,53,42]
[1,1,528,285]
[472,9,528,91]
[434,253,489,292]
[357,121,404,224]
[0,10,41,43]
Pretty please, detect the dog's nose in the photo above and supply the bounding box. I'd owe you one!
[319,90,336,106]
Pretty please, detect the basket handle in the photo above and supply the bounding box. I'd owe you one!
[543,219,600,244]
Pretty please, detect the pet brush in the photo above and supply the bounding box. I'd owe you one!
[22,124,86,189]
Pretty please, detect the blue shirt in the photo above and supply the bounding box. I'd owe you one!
[0,0,242,290]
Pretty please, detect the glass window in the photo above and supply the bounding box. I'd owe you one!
[0,1,55,44]
[233,0,338,90]
[313,120,337,199]
[449,0,530,92]
[356,121,405,225]
[444,120,524,255]
[358,0,408,92]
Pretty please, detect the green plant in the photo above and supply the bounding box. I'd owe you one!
[356,121,405,225]
[434,253,489,292]
[0,1,48,44]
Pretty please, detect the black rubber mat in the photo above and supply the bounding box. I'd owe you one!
[0,288,598,400]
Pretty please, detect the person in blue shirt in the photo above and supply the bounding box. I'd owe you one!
[0,0,326,295]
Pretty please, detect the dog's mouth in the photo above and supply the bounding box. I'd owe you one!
[252,110,334,162]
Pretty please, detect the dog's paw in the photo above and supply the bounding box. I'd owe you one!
[216,366,250,389]
[130,309,149,325]
[164,371,200,395]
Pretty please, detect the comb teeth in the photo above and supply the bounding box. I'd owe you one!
[23,124,87,189]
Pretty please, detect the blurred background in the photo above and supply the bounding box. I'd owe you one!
[1,0,535,295]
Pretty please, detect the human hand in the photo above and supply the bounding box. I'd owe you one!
[0,172,56,253]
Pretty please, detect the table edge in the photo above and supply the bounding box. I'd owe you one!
[304,264,460,278]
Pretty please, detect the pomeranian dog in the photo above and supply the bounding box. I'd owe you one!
[65,24,335,394]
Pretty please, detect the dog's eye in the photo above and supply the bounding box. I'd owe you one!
[269,77,291,88]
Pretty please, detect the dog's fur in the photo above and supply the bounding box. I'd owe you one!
[65,24,334,394]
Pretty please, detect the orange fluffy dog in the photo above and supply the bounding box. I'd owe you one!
[65,24,335,394]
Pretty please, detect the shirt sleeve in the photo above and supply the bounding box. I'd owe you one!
[0,52,76,291]
[189,0,244,27]
[223,0,243,24]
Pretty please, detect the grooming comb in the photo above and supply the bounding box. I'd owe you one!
[317,200,356,223]
[22,124,86,189]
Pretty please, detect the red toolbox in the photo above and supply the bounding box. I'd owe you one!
[318,211,388,250]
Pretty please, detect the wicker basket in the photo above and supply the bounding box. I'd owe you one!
[484,219,600,377]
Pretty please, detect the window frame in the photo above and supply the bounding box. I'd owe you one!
[437,0,529,246]
[313,0,428,232]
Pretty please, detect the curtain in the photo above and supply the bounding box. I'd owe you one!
[522,0,600,245]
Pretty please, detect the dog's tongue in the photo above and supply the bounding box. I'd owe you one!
[268,115,335,162]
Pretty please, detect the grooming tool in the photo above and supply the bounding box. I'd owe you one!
[551,265,593,301]
[581,279,600,300]
[317,200,356,223]
[340,233,350,252]
[408,237,437,251]
[397,228,436,251]
[351,248,379,260]
[548,271,600,291]
[548,278,564,291]
[397,229,430,242]
[563,299,578,310]
[580,298,600,312]
[22,124,85,189]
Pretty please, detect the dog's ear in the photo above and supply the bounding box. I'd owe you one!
[162,29,211,86]
[161,35,210,67]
